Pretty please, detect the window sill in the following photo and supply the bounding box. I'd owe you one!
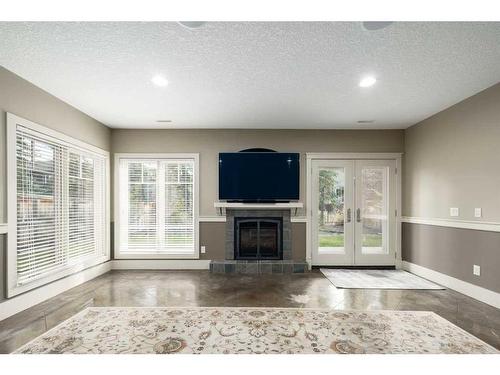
[7,254,110,298]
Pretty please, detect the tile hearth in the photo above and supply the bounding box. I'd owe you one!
[210,260,309,274]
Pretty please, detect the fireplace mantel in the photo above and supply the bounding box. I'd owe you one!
[214,201,303,216]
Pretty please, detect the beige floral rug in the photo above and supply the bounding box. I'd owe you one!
[14,307,497,354]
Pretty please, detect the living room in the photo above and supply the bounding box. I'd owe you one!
[1,1,499,373]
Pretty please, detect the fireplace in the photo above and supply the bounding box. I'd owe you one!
[235,217,282,260]
[209,208,308,273]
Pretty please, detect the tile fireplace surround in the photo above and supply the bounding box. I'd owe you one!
[210,208,308,273]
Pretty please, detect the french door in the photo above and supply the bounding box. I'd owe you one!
[311,159,397,266]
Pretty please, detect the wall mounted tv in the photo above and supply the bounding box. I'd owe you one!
[218,151,300,202]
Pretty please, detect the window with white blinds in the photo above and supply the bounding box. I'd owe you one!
[7,114,109,297]
[116,155,199,258]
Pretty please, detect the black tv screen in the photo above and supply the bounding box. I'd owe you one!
[218,152,300,202]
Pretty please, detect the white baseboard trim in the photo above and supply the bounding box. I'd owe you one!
[111,259,211,270]
[0,262,111,321]
[402,261,500,309]
[402,216,500,232]
[199,216,226,222]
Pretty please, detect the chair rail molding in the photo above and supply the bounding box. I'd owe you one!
[199,216,227,222]
[402,216,500,232]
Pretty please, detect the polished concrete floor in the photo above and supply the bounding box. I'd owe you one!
[1,269,499,353]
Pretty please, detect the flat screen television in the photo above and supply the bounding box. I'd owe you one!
[218,152,300,202]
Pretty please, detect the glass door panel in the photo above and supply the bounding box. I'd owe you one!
[318,167,345,254]
[360,166,388,255]
[354,160,396,265]
[311,160,354,265]
[238,221,258,258]
[259,221,279,258]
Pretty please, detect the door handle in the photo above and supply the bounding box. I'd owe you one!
[356,208,361,222]
[346,208,351,223]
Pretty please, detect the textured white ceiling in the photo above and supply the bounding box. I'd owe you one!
[1,22,499,129]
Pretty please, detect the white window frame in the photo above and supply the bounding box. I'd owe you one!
[6,113,110,297]
[114,153,200,259]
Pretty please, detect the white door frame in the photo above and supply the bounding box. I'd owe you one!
[306,153,403,270]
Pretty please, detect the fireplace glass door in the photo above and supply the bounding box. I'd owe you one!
[238,221,259,258]
[235,218,282,260]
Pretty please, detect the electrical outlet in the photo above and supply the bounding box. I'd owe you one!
[473,265,481,276]
[201,246,206,254]
[449,207,459,217]
[474,208,482,218]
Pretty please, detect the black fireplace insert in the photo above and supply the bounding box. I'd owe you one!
[234,217,283,260]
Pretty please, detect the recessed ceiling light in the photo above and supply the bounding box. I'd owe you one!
[178,21,206,29]
[151,75,168,87]
[362,22,394,31]
[359,76,377,88]
[156,120,172,123]
[357,120,374,124]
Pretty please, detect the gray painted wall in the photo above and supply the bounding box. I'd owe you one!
[199,223,226,260]
[291,223,307,261]
[404,83,500,221]
[0,67,110,301]
[403,83,500,293]
[402,223,500,293]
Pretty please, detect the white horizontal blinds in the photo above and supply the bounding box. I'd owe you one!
[15,126,107,286]
[164,160,194,253]
[16,132,66,284]
[119,158,195,255]
[126,160,158,253]
[68,152,101,261]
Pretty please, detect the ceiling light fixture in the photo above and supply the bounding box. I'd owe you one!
[178,21,206,29]
[359,76,377,88]
[156,120,172,123]
[357,120,374,124]
[151,75,168,87]
[362,22,394,31]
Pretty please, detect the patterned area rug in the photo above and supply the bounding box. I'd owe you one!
[14,307,496,354]
[320,269,444,289]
